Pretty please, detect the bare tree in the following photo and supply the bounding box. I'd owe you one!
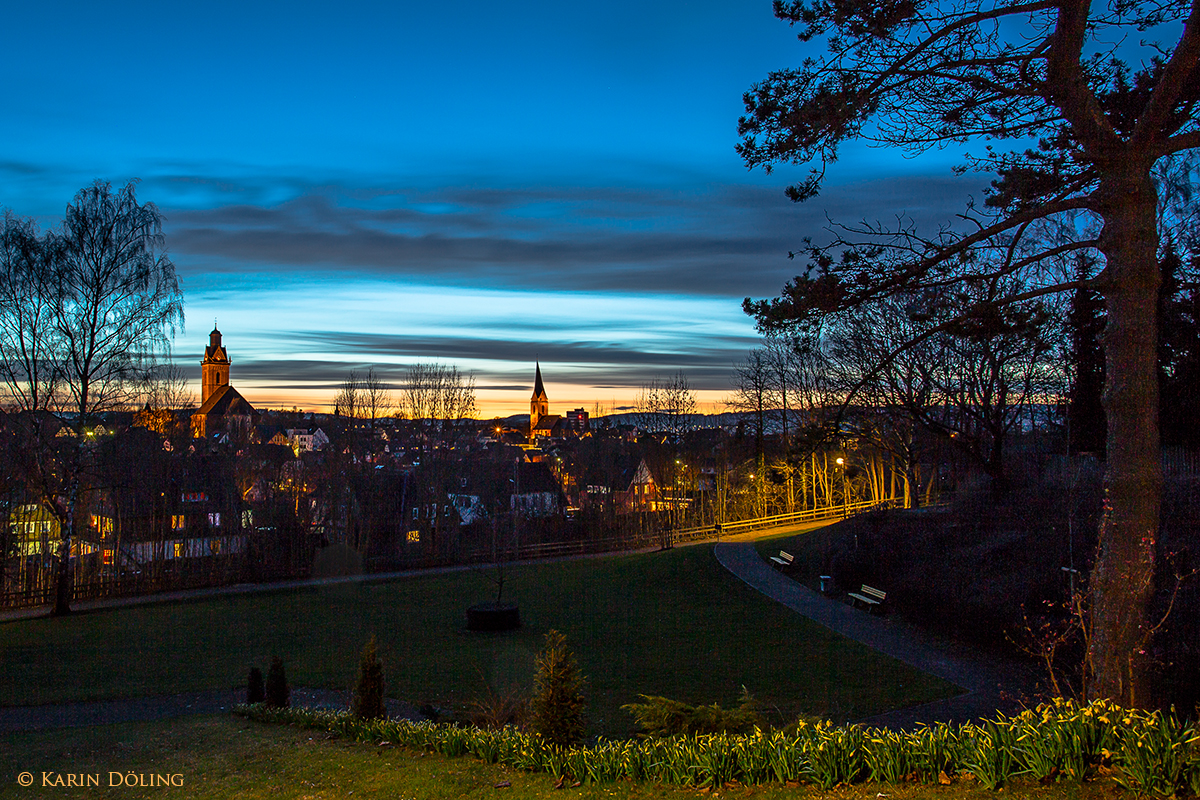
[1,181,184,614]
[0,213,60,413]
[730,349,773,458]
[633,371,697,441]
[361,367,392,431]
[634,372,698,537]
[400,362,476,442]
[334,371,362,420]
[135,362,194,411]
[54,181,183,425]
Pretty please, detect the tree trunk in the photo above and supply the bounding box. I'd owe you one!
[1087,171,1162,707]
[52,472,78,616]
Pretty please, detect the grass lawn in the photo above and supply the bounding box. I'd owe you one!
[0,714,1132,800]
[0,544,958,737]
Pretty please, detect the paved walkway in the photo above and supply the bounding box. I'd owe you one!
[0,688,424,733]
[714,541,1038,729]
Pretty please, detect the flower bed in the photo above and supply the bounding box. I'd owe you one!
[234,697,1200,795]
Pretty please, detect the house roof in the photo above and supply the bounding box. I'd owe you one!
[516,461,561,495]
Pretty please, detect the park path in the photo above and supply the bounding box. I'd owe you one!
[714,540,1038,729]
[0,688,425,733]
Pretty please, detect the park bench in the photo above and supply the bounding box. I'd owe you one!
[769,551,794,568]
[848,584,887,613]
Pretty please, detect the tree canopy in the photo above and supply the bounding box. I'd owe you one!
[739,0,1199,706]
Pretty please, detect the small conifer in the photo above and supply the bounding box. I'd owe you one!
[351,636,386,720]
[528,629,586,746]
[246,666,265,704]
[265,656,290,708]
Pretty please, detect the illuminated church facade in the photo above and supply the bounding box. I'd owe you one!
[191,326,257,439]
[528,363,588,441]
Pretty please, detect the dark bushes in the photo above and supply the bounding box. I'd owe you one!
[246,666,265,704]
[265,656,290,708]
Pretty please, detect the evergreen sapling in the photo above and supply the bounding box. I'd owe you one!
[265,656,290,708]
[528,629,586,746]
[246,666,265,705]
[351,636,386,720]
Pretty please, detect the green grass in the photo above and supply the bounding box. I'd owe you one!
[0,544,957,736]
[0,714,1134,800]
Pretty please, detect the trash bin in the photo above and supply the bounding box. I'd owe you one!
[819,575,833,594]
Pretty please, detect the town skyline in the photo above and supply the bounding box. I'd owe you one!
[4,1,982,417]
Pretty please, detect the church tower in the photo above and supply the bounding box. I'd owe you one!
[530,362,549,432]
[201,325,231,405]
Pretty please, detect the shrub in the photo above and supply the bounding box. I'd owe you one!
[622,688,762,737]
[265,655,290,708]
[466,684,527,730]
[528,629,586,746]
[351,636,386,720]
[246,666,265,705]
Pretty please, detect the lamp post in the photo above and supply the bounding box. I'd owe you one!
[749,473,757,519]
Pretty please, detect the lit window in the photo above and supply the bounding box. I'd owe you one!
[208,512,221,527]
[406,530,420,543]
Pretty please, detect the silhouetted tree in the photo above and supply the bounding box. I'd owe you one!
[738,0,1200,706]
[1,182,183,614]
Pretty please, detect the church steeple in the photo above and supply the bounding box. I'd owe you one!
[200,324,231,405]
[530,361,549,432]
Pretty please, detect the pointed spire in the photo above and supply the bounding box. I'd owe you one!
[533,361,546,398]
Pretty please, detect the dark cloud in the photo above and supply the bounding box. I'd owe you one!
[180,332,748,394]
[288,331,757,370]
[162,167,983,404]
[162,172,978,299]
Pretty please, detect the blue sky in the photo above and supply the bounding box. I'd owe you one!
[2,0,976,416]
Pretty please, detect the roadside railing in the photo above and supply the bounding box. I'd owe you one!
[3,499,899,610]
[673,497,896,543]
[456,497,898,563]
